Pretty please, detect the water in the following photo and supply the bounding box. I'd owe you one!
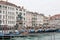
[1,32,60,40]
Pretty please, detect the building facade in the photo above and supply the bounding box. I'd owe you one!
[49,14,60,28]
[0,1,17,28]
[32,12,37,27]
[16,6,26,29]
[24,11,46,28]
[43,16,49,27]
[25,11,33,27]
[0,1,48,29]
[36,14,44,27]
[17,10,46,28]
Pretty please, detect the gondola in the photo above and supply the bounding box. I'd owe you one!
[28,29,35,33]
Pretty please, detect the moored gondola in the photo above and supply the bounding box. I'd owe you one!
[28,29,35,33]
[35,29,44,33]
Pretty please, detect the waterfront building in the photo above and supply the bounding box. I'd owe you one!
[0,1,48,30]
[25,11,43,28]
[0,1,20,33]
[25,11,46,28]
[37,13,43,27]
[25,11,33,28]
[0,0,26,28]
[16,6,26,29]
[37,14,45,27]
[49,14,60,28]
[0,1,48,29]
[0,1,17,28]
[43,16,49,27]
[32,12,37,27]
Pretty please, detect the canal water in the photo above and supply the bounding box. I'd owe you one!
[1,32,60,40]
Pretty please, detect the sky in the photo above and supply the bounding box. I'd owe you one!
[4,0,60,16]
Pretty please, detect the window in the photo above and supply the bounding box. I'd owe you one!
[24,18,25,20]
[3,15,6,19]
[3,20,6,24]
[0,5,1,8]
[0,10,1,13]
[0,20,2,24]
[8,21,15,24]
[23,9,25,12]
[36,24,37,25]
[11,8,14,10]
[20,12,22,15]
[16,8,18,10]
[19,9,22,11]
[8,7,9,9]
[24,23,25,24]
[5,6,7,8]
[3,11,6,14]
[3,11,4,14]
[16,12,18,14]
[3,6,7,9]
[8,12,14,15]
[0,15,1,19]
[8,16,15,19]
[24,13,25,15]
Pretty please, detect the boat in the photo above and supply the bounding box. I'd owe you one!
[0,32,13,39]
[28,29,35,33]
[14,30,20,35]
[36,29,44,33]
[45,29,50,32]
[56,29,60,32]
[35,28,57,33]
[0,29,29,39]
[45,28,57,32]
[19,29,26,33]
[0,30,21,39]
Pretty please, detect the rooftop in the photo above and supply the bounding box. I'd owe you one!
[50,14,60,20]
[0,1,17,7]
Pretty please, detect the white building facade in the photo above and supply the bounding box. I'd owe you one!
[0,1,17,27]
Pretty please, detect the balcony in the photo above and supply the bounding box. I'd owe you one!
[17,20,23,23]
[32,18,37,20]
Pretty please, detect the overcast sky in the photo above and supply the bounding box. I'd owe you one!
[5,0,60,16]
